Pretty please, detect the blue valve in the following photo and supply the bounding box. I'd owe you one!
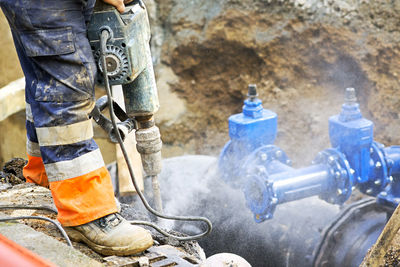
[228,84,277,150]
[329,88,373,184]
[219,84,279,186]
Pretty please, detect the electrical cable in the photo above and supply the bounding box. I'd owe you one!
[0,213,73,247]
[100,30,212,241]
[128,220,188,239]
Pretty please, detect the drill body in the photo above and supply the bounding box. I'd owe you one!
[87,1,162,182]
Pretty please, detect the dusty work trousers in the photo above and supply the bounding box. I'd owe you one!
[0,0,118,226]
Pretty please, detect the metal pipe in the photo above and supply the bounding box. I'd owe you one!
[150,175,163,213]
[272,164,331,204]
[244,161,335,222]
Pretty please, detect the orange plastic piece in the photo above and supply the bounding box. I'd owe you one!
[23,154,49,188]
[50,166,117,226]
[0,233,56,267]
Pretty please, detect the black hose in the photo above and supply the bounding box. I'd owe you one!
[100,30,212,241]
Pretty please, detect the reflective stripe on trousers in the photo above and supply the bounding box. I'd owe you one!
[1,0,118,226]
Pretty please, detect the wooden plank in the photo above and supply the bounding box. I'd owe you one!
[0,78,25,122]
[116,133,144,195]
[112,85,144,195]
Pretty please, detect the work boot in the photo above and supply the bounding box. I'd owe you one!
[64,213,153,256]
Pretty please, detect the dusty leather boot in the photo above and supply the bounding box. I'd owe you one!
[64,213,153,256]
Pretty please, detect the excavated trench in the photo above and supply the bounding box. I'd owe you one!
[147,2,400,263]
[2,0,400,266]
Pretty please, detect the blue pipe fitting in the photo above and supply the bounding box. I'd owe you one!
[313,149,354,204]
[243,148,354,222]
[384,146,400,176]
[244,173,277,222]
[356,142,390,195]
[240,145,291,222]
[328,88,391,197]
[377,146,400,207]
[219,84,279,185]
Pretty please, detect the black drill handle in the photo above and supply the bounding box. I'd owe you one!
[90,95,136,143]
[95,95,129,122]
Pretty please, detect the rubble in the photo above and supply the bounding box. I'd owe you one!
[0,161,205,266]
[0,158,26,185]
[383,248,400,267]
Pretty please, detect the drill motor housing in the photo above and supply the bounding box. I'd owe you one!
[88,1,162,177]
[87,0,159,117]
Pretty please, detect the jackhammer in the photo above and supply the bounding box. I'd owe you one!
[87,0,212,241]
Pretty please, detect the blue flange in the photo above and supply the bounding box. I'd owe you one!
[313,148,354,205]
[240,145,291,222]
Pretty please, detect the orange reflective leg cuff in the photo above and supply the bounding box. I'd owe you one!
[23,154,49,188]
[49,166,118,227]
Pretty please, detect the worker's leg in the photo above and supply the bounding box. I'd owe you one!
[2,0,117,226]
[7,30,49,188]
[0,0,152,255]
[24,103,49,188]
[3,0,96,189]
[32,99,119,225]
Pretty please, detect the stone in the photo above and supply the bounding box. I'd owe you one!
[0,220,102,266]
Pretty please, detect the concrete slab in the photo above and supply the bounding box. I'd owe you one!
[0,221,102,267]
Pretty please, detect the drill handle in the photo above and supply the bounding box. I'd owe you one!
[93,95,130,122]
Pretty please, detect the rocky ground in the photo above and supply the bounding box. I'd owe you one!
[0,159,205,266]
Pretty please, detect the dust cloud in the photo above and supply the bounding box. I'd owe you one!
[156,155,340,267]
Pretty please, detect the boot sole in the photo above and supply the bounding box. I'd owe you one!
[65,228,153,256]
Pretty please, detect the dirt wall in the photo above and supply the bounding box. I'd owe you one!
[151,0,400,165]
